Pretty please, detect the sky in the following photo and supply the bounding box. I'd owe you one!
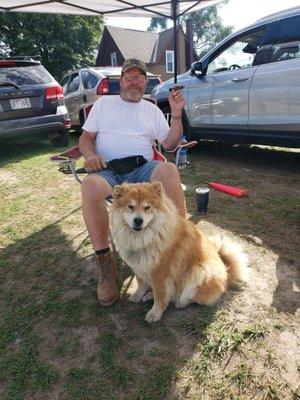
[106,0,300,32]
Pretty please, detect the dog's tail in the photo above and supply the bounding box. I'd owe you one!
[209,234,249,286]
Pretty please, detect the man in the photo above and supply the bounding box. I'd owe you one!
[79,58,185,307]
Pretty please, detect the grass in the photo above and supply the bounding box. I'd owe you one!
[0,138,299,399]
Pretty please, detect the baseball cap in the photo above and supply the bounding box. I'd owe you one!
[121,58,147,76]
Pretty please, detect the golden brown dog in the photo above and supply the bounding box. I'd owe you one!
[110,182,248,323]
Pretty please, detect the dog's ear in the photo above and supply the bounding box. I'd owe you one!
[151,181,164,197]
[113,184,124,199]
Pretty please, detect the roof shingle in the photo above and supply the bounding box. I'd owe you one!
[107,26,159,63]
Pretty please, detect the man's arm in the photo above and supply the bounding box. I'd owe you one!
[161,88,185,151]
[79,130,107,172]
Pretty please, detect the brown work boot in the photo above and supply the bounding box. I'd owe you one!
[96,251,119,306]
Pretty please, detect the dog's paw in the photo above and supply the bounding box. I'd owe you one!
[142,291,153,302]
[145,309,162,323]
[129,292,143,303]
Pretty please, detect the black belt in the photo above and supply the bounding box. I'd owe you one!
[106,155,147,175]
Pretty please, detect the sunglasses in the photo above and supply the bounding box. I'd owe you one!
[123,73,146,83]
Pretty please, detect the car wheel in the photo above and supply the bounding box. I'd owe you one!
[50,132,69,147]
[161,105,191,139]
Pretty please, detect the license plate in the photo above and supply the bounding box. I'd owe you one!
[10,98,31,110]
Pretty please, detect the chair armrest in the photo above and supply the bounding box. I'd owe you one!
[164,140,198,154]
[50,145,83,184]
[59,145,82,160]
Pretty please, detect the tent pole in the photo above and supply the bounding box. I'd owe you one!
[171,0,178,84]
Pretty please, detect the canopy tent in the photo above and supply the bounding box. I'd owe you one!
[0,0,223,82]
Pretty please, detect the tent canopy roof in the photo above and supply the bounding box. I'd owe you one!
[0,0,223,18]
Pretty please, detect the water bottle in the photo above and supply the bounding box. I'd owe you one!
[178,135,188,169]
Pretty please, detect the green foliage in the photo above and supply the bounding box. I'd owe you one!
[0,13,104,80]
[148,3,234,59]
[182,6,234,58]
[147,16,168,31]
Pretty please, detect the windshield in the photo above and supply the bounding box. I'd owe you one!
[0,65,54,86]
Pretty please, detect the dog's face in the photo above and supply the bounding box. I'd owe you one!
[112,182,164,231]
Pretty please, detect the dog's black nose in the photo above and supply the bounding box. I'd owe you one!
[133,217,143,227]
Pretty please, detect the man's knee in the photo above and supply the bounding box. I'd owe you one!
[81,174,111,200]
[151,162,180,182]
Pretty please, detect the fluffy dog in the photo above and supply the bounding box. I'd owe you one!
[110,182,248,323]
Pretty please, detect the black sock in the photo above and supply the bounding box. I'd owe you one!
[95,248,110,256]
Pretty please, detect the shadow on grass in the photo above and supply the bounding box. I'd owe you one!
[185,142,299,315]
[0,208,223,400]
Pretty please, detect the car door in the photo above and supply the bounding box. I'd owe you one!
[249,14,300,145]
[81,70,100,107]
[63,72,80,125]
[188,26,268,140]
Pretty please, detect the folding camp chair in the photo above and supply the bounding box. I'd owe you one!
[50,139,197,184]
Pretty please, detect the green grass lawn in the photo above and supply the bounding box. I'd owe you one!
[0,138,299,400]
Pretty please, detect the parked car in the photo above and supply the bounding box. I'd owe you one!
[0,57,70,146]
[151,6,300,148]
[61,66,162,128]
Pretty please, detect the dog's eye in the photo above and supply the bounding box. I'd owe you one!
[144,205,150,211]
[128,205,134,210]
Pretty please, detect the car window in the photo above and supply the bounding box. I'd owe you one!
[146,78,160,94]
[81,71,99,89]
[68,73,80,93]
[268,15,300,63]
[207,27,267,75]
[60,75,69,93]
[107,78,121,95]
[0,64,54,85]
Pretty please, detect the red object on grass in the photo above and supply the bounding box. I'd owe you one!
[205,181,248,197]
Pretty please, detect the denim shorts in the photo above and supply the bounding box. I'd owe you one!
[95,160,163,188]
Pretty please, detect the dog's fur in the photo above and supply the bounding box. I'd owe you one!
[110,182,248,323]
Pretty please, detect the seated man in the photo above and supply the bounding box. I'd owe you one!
[79,58,185,307]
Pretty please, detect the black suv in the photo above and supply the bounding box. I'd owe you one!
[0,57,70,146]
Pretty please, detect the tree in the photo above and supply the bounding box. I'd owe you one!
[0,13,104,80]
[148,3,233,59]
[147,17,168,32]
[183,7,233,58]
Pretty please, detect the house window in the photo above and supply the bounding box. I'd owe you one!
[166,50,174,73]
[111,52,117,66]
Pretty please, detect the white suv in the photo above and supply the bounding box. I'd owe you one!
[61,67,161,128]
[151,6,300,148]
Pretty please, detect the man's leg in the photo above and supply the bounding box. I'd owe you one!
[81,174,112,250]
[150,162,186,217]
[81,174,118,306]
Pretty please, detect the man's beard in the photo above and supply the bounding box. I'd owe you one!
[121,87,144,103]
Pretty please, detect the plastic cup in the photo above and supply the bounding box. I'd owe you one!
[195,187,209,213]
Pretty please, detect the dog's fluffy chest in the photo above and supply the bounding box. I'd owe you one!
[122,246,160,280]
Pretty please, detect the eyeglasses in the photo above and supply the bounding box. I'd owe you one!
[123,73,146,83]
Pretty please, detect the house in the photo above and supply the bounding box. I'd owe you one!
[95,25,196,81]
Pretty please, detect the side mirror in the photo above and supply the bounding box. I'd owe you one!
[190,61,204,77]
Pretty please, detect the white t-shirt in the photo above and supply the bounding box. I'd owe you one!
[82,96,170,162]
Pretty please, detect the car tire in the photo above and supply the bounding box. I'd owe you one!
[50,132,69,147]
[161,105,191,139]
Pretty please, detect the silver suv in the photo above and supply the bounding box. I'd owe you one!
[151,6,300,148]
[61,66,162,128]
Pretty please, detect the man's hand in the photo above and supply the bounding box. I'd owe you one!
[168,87,185,116]
[84,154,107,173]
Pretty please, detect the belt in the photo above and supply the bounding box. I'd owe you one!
[106,155,147,175]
